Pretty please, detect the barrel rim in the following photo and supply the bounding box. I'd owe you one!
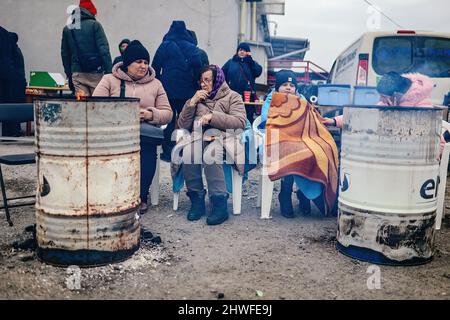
[33,96,140,103]
[343,104,444,111]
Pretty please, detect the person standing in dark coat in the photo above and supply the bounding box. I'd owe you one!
[222,43,263,123]
[112,38,130,66]
[152,21,202,161]
[61,0,112,96]
[188,30,209,68]
[0,27,26,136]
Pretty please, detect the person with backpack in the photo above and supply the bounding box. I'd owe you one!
[152,21,202,161]
[61,0,112,96]
[222,43,263,124]
[93,40,173,214]
[187,30,209,68]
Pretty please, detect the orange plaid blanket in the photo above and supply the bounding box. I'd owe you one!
[265,92,339,214]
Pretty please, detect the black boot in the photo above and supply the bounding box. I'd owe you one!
[296,190,311,215]
[278,189,294,218]
[313,193,326,216]
[207,194,229,225]
[186,190,206,221]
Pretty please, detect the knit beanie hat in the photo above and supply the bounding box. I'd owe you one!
[377,71,412,96]
[79,0,97,16]
[275,69,298,92]
[237,42,251,53]
[122,40,150,68]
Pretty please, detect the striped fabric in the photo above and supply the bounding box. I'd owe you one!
[265,92,339,215]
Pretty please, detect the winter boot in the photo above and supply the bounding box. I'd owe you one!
[296,190,311,215]
[312,193,326,216]
[186,190,206,221]
[278,189,294,218]
[207,194,229,225]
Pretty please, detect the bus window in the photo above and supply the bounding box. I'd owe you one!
[414,37,450,77]
[373,36,450,78]
[373,37,413,74]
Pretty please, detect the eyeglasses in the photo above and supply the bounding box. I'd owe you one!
[199,78,213,85]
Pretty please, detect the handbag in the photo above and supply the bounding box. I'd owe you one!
[70,29,103,73]
[140,122,164,145]
[119,80,164,145]
[238,62,257,102]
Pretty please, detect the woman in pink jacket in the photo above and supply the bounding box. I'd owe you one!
[323,72,448,154]
[93,40,173,214]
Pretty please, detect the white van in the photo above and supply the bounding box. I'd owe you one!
[328,30,450,105]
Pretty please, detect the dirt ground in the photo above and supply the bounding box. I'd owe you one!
[0,141,449,300]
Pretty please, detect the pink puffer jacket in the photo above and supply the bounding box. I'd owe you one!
[93,62,173,126]
[334,73,447,154]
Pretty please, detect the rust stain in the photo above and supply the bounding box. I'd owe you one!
[35,99,142,264]
[85,100,90,251]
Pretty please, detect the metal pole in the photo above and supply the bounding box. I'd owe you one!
[239,0,247,43]
[251,1,257,41]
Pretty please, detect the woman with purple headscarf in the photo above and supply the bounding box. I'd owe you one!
[175,65,247,226]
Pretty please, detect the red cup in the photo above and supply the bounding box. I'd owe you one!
[244,91,251,103]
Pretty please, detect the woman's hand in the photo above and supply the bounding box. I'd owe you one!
[140,109,153,121]
[322,118,336,126]
[189,90,209,107]
[199,113,213,126]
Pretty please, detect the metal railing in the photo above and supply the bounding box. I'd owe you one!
[268,60,329,83]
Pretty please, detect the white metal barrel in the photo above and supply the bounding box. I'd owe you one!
[34,97,141,266]
[336,105,442,265]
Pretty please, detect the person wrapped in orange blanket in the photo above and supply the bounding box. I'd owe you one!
[265,90,340,217]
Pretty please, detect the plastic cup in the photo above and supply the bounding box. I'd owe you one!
[244,91,251,103]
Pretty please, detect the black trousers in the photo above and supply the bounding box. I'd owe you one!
[162,98,186,155]
[1,122,21,136]
[140,137,158,203]
[245,105,255,124]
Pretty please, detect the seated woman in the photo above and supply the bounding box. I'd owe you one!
[260,70,338,217]
[323,72,449,155]
[174,65,247,226]
[93,40,173,214]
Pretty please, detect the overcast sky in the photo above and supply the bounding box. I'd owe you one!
[269,0,450,70]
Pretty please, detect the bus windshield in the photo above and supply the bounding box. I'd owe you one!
[373,36,450,78]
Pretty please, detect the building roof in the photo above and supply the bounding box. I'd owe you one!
[270,36,310,60]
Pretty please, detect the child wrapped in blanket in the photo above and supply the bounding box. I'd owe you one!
[259,70,339,217]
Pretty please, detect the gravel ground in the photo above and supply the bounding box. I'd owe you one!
[0,142,449,300]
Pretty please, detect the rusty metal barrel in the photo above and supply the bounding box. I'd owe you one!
[34,97,141,266]
[336,105,442,265]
